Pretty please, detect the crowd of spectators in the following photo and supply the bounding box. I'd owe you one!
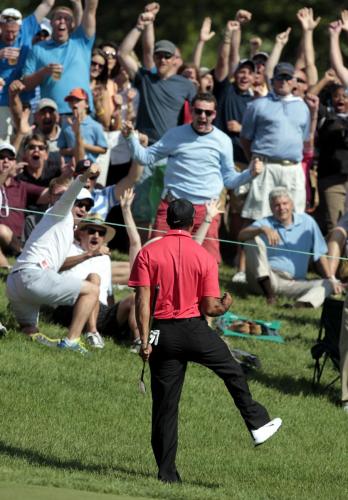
[2,1,348,389]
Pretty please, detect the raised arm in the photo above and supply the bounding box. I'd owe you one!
[194,199,223,245]
[69,0,83,27]
[309,68,338,96]
[297,7,320,86]
[265,28,291,84]
[34,0,55,23]
[120,188,141,267]
[118,11,154,80]
[81,0,99,38]
[142,3,160,70]
[329,20,348,87]
[214,20,239,82]
[193,17,215,69]
[304,93,319,151]
[229,10,252,77]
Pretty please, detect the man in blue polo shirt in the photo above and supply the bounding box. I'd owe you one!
[238,187,342,307]
[22,0,99,115]
[240,62,310,220]
[0,2,55,140]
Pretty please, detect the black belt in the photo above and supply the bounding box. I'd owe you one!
[252,154,298,166]
[154,316,203,323]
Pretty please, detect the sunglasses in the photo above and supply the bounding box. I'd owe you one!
[104,50,117,58]
[154,52,173,60]
[26,144,46,151]
[89,175,99,181]
[274,74,293,81]
[91,61,104,68]
[75,201,93,209]
[296,78,307,84]
[83,227,107,237]
[193,108,214,117]
[0,153,15,160]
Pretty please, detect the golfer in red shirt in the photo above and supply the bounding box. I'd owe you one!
[129,199,282,483]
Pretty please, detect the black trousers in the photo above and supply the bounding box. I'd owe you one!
[149,316,270,482]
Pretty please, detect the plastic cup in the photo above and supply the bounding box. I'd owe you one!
[7,56,18,66]
[52,66,63,81]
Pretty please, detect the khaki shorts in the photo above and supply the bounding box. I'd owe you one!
[6,267,82,327]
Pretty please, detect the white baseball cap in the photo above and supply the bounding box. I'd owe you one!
[0,142,16,156]
[0,8,22,25]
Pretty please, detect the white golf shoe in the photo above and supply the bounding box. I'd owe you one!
[251,417,282,446]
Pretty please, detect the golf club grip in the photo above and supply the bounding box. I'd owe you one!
[149,284,160,331]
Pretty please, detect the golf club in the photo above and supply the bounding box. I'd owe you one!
[139,284,160,394]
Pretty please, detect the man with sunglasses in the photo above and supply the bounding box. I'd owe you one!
[0,142,51,268]
[240,62,310,221]
[7,163,101,354]
[51,213,139,349]
[123,92,263,262]
[118,11,196,236]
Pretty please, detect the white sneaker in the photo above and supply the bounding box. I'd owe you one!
[232,271,247,284]
[251,418,282,446]
[85,331,105,349]
[342,402,348,414]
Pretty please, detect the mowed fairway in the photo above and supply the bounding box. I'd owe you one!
[1,267,348,500]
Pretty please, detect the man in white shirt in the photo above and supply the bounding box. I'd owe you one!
[6,164,100,354]
[52,213,139,348]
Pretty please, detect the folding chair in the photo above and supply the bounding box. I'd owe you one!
[311,297,343,391]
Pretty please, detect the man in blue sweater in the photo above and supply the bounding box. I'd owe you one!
[123,92,263,262]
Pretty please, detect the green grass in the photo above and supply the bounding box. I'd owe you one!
[1,265,348,500]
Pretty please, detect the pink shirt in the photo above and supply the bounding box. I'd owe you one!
[129,230,220,319]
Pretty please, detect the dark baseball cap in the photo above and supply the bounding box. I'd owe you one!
[166,199,195,228]
[154,40,176,56]
[273,62,295,78]
[235,59,255,73]
[252,52,269,63]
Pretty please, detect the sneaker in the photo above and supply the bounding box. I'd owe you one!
[232,271,247,284]
[251,418,282,446]
[57,337,88,355]
[31,333,60,347]
[85,331,104,349]
[0,321,7,337]
[342,402,348,414]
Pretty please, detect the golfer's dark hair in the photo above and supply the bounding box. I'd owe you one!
[191,92,217,108]
[166,199,195,229]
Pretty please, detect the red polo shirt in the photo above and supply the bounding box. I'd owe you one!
[129,229,220,319]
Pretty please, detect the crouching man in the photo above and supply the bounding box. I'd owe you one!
[238,187,343,307]
[50,213,139,348]
[6,165,100,354]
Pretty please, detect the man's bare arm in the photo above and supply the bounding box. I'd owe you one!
[265,28,291,85]
[34,0,55,23]
[81,0,99,38]
[200,293,232,317]
[118,12,154,80]
[214,21,239,82]
[142,3,160,70]
[330,19,348,86]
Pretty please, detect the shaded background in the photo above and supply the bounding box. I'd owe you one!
[9,0,348,73]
